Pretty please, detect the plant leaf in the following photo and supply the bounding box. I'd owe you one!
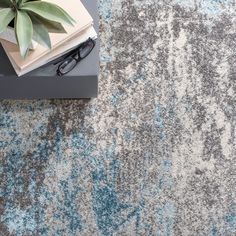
[49,3,76,24]
[29,13,66,33]
[17,0,24,7]
[0,0,12,8]
[0,8,15,33]
[30,14,51,49]
[15,10,33,58]
[21,1,75,26]
[18,0,37,7]
[12,0,22,6]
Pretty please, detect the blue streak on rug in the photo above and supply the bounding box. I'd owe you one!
[174,0,234,16]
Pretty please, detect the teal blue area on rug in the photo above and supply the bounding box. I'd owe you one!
[1,0,236,235]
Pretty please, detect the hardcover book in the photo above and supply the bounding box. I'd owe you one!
[3,26,97,76]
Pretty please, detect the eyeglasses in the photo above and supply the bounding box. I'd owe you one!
[55,38,96,76]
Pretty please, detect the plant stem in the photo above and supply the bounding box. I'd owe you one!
[11,0,18,11]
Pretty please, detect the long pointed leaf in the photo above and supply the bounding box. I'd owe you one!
[21,2,75,26]
[29,13,66,33]
[30,14,51,49]
[0,8,15,33]
[18,0,35,7]
[48,3,76,24]
[17,0,24,7]
[15,10,33,58]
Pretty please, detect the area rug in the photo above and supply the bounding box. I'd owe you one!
[0,0,236,235]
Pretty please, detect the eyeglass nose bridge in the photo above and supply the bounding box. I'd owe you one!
[71,51,81,62]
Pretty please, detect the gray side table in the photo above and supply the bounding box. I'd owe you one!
[0,0,99,99]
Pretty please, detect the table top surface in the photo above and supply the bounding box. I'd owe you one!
[0,0,99,99]
[0,0,99,78]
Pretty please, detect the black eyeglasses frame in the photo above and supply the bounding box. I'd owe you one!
[55,38,96,76]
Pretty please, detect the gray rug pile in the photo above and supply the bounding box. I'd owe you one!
[0,0,236,235]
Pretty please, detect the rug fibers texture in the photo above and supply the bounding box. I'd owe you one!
[0,0,236,235]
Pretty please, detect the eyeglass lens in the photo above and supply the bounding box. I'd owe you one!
[79,41,94,59]
[59,57,77,74]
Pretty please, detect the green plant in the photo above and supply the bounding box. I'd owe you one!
[0,0,75,58]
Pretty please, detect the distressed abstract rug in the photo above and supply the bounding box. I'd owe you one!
[1,0,236,235]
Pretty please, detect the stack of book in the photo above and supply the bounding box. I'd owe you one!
[0,0,97,76]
